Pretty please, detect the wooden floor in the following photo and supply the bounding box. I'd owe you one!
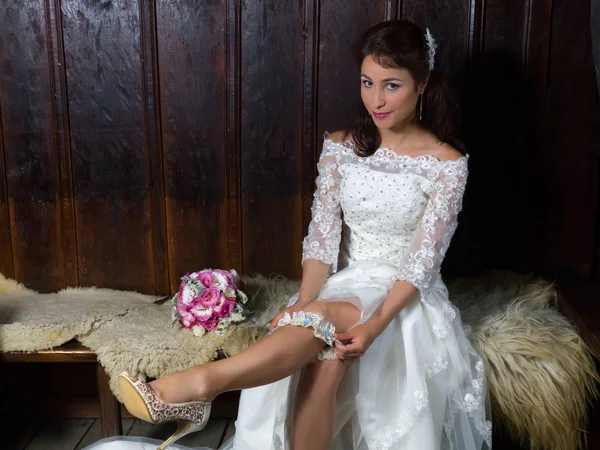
[4,407,600,450]
[5,417,235,450]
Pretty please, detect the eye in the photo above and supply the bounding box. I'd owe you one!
[386,83,401,90]
[362,79,374,88]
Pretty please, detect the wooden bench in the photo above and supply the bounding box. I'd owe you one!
[1,340,123,437]
[1,294,240,438]
[0,294,168,438]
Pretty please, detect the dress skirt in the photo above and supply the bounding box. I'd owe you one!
[84,260,491,450]
[223,259,491,450]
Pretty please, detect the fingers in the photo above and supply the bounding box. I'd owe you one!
[268,314,281,331]
[333,350,362,360]
[333,331,350,341]
[269,309,288,331]
[334,341,363,354]
[333,340,364,360]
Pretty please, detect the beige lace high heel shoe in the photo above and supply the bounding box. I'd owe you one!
[118,371,212,450]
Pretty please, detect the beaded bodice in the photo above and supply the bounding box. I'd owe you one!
[301,138,468,297]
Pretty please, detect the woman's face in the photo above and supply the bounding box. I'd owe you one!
[360,55,424,130]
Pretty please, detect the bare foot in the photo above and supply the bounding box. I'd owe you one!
[148,367,215,404]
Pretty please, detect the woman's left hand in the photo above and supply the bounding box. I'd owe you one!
[332,323,378,360]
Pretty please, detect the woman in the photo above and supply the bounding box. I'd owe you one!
[88,20,492,450]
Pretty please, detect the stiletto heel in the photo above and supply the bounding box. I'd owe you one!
[158,421,203,449]
[118,371,211,449]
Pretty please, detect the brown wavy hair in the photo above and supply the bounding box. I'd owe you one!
[347,20,463,156]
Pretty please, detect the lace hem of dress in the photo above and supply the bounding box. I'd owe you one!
[371,360,491,449]
[370,386,431,449]
[271,311,338,347]
[370,301,491,450]
[463,361,493,446]
[301,245,339,273]
[391,271,433,299]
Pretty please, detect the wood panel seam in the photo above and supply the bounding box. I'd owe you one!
[0,67,14,278]
[226,0,243,273]
[140,0,170,294]
[385,0,399,21]
[522,0,533,89]
[302,0,320,249]
[47,0,79,287]
[467,0,485,63]
[542,0,555,118]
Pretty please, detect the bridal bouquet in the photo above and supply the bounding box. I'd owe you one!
[171,269,248,336]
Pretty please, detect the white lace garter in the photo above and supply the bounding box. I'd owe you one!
[271,311,337,345]
[270,311,342,361]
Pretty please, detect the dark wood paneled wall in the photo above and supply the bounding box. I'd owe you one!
[1,0,598,294]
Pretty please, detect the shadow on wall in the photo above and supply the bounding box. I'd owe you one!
[445,50,541,278]
[591,0,600,277]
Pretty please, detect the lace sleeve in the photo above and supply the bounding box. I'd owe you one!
[392,157,468,297]
[301,140,343,273]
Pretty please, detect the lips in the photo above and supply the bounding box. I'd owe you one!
[372,111,391,119]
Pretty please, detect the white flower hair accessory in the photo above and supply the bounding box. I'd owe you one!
[425,28,437,71]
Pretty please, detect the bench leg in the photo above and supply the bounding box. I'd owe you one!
[97,363,123,437]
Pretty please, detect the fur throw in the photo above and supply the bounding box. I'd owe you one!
[0,272,158,352]
[0,271,597,449]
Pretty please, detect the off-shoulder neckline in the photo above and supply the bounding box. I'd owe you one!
[324,138,469,164]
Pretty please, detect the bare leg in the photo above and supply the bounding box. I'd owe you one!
[293,360,348,450]
[150,301,360,404]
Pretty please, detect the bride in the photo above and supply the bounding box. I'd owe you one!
[87,20,492,450]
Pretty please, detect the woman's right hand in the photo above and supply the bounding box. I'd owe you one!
[268,301,312,332]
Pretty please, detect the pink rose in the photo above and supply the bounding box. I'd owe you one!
[214,269,240,289]
[187,295,202,308]
[179,316,194,328]
[213,269,235,286]
[176,302,196,328]
[214,296,235,318]
[198,287,221,307]
[178,283,199,306]
[197,272,215,287]
[191,304,213,321]
[201,315,220,331]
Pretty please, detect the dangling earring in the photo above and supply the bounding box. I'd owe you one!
[419,91,424,121]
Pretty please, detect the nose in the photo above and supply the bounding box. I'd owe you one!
[373,87,386,109]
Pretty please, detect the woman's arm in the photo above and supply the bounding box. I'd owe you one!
[269,138,342,329]
[364,280,418,335]
[295,259,332,306]
[269,259,331,331]
[296,137,343,299]
[333,281,417,358]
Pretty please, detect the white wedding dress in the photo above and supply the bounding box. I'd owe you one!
[86,137,492,450]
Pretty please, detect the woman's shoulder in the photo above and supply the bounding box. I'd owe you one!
[325,129,351,143]
[415,130,465,162]
[433,143,465,162]
[322,130,356,159]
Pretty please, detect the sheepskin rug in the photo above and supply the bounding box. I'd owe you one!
[0,273,158,352]
[0,271,598,450]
